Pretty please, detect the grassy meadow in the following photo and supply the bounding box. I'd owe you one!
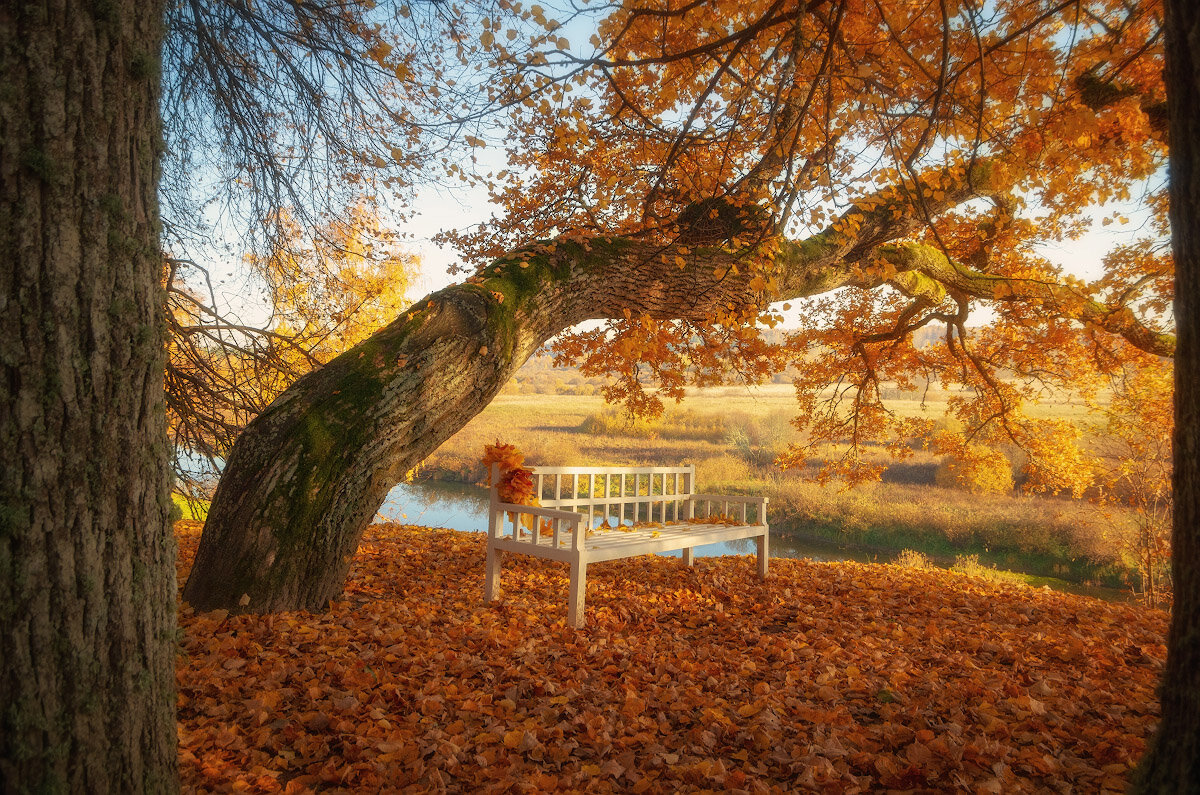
[418,384,1144,593]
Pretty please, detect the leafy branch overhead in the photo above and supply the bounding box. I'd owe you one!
[432,0,1170,477]
[165,0,1170,484]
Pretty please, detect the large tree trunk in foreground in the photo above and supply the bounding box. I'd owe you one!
[0,0,177,791]
[1133,0,1200,788]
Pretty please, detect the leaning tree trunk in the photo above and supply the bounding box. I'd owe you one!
[0,0,177,791]
[185,209,902,614]
[184,157,1006,615]
[182,237,819,612]
[1133,0,1200,788]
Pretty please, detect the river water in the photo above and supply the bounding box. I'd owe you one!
[378,480,1131,602]
[379,481,875,562]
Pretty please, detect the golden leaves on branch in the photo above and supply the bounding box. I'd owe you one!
[174,521,1165,793]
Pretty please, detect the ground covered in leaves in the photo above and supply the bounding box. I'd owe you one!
[175,521,1166,793]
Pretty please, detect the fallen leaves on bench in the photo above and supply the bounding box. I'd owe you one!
[481,441,537,507]
[587,519,666,537]
[175,521,1165,793]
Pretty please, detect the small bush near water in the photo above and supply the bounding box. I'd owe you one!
[934,445,1015,495]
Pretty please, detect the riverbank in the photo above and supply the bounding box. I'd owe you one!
[385,479,1131,603]
[414,389,1146,598]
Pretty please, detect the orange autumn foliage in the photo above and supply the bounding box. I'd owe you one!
[166,201,415,473]
[480,441,525,475]
[441,0,1173,487]
[482,441,538,507]
[174,521,1165,793]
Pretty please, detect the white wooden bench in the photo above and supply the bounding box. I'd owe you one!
[483,464,769,627]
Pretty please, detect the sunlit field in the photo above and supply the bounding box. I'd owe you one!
[419,385,1140,592]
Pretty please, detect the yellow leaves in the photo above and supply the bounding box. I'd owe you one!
[992,279,1019,299]
[934,444,1014,495]
[463,135,487,148]
[171,200,417,454]
[481,441,524,474]
[173,521,1166,793]
[482,441,537,505]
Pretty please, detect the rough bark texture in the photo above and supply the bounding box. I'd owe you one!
[1133,0,1200,789]
[0,0,176,791]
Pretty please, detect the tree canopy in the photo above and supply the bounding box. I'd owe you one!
[460,0,1173,483]
[4,0,1198,789]
[165,0,1173,491]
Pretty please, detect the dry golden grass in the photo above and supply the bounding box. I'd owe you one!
[419,389,1138,587]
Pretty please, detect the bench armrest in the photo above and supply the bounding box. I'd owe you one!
[494,502,587,549]
[496,502,587,523]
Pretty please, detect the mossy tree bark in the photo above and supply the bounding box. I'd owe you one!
[1133,0,1200,788]
[0,0,177,791]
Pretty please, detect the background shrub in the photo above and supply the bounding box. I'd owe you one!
[935,445,1014,494]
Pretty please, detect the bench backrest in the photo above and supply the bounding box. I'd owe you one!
[529,465,695,528]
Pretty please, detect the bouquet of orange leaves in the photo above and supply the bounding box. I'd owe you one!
[481,442,546,533]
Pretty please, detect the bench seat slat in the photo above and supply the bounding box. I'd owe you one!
[484,463,768,627]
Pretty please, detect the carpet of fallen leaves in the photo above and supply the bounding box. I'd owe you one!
[174,521,1167,793]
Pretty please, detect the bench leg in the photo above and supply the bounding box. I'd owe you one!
[756,533,769,579]
[682,547,694,567]
[484,544,502,602]
[567,558,588,628]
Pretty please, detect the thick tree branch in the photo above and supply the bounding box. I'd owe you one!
[874,242,1176,357]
